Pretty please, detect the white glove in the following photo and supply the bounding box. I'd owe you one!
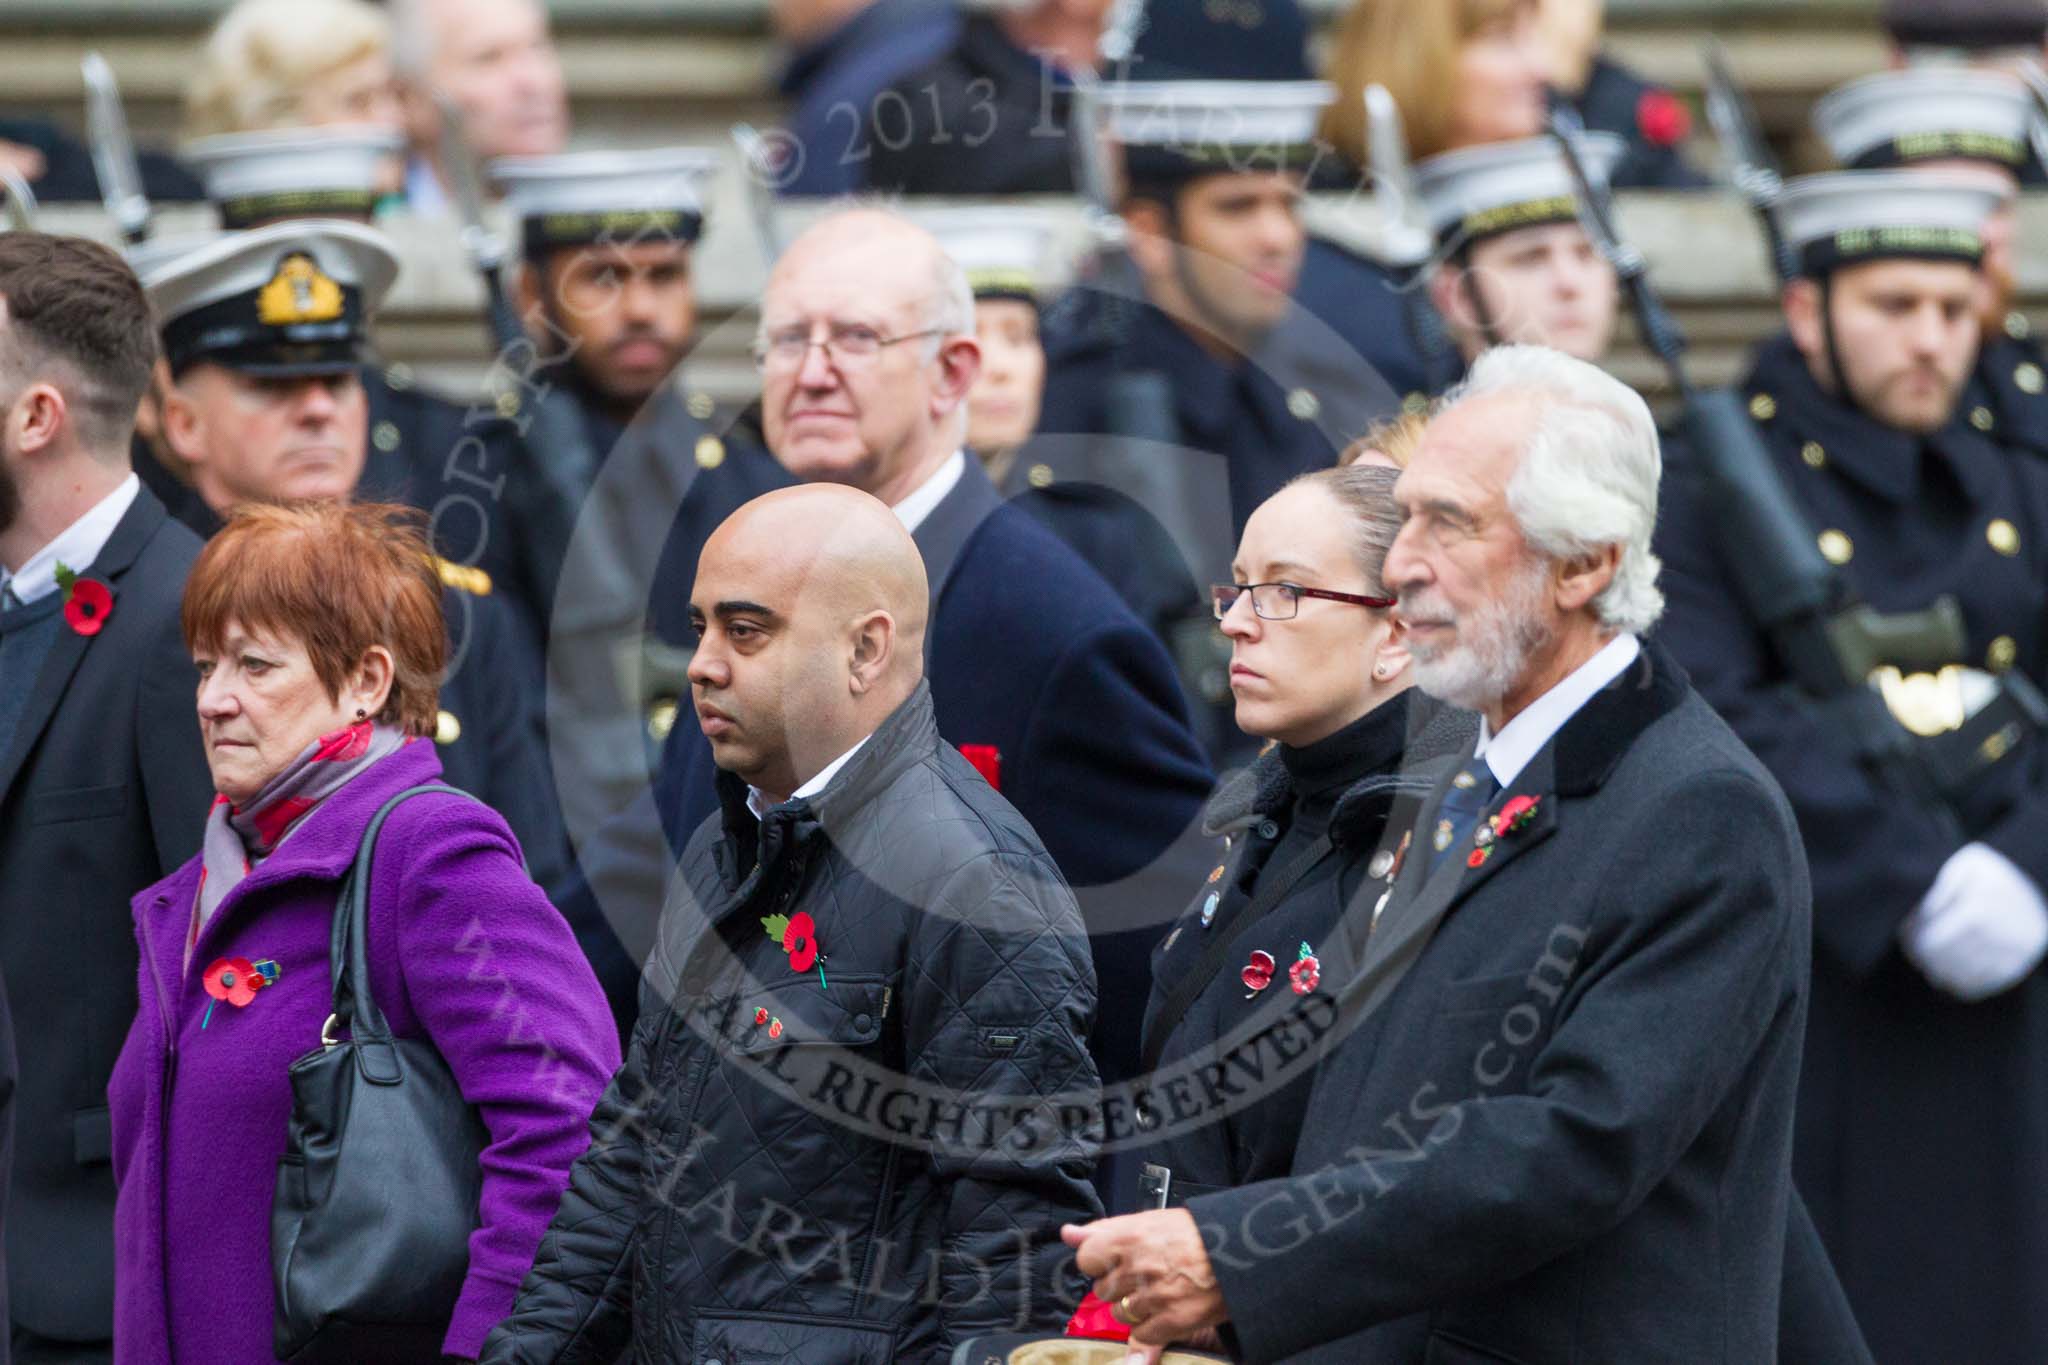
[1899,843,2048,1001]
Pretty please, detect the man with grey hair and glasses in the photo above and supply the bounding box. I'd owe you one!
[1065,345,1813,1364]
[574,206,1212,1162]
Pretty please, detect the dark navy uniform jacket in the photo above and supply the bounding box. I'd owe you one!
[1655,333,2048,1365]
[1292,236,1452,408]
[575,452,1214,1090]
[1966,315,2048,461]
[1036,278,1399,545]
[358,364,549,644]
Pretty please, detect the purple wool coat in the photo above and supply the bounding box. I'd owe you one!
[108,742,621,1363]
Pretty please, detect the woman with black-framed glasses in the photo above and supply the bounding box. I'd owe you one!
[1126,462,1474,1233]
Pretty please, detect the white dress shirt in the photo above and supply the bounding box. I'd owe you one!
[889,450,965,533]
[0,473,141,607]
[747,735,871,821]
[1473,633,1642,789]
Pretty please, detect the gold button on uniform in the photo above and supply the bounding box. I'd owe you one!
[1027,463,1055,489]
[1748,393,1777,421]
[686,392,716,420]
[1800,441,1826,470]
[2018,363,2045,395]
[1287,388,1320,421]
[694,434,725,469]
[384,363,414,391]
[2007,311,2031,341]
[372,420,401,453]
[1987,518,2021,556]
[1817,529,1854,565]
[1401,391,1430,416]
[495,390,521,419]
[1970,405,1996,431]
[434,709,462,745]
[1989,635,2019,672]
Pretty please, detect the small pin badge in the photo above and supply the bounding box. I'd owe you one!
[1433,819,1454,852]
[1200,891,1221,927]
[1241,949,1277,998]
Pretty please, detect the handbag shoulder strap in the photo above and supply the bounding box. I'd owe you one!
[328,783,482,1050]
[1139,832,1334,1082]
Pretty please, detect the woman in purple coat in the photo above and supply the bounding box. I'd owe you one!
[108,501,620,1363]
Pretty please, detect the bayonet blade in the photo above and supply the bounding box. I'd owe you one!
[0,164,38,231]
[434,94,507,272]
[729,123,785,264]
[81,51,150,243]
[1364,84,1432,267]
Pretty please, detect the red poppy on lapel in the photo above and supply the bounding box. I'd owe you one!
[59,574,114,637]
[783,911,820,974]
[959,743,1001,790]
[203,956,267,1008]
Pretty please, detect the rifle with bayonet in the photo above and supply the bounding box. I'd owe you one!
[1700,38,1796,285]
[1550,106,1974,834]
[82,51,151,246]
[436,94,634,633]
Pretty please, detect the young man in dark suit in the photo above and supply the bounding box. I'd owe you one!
[1067,345,1812,1363]
[0,233,212,1365]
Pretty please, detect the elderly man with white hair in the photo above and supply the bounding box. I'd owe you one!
[1066,345,1813,1364]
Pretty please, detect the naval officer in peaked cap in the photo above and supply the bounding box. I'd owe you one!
[135,221,579,912]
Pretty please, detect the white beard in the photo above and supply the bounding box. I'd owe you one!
[1404,559,1554,713]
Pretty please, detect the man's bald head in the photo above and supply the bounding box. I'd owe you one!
[757,206,980,505]
[686,484,930,801]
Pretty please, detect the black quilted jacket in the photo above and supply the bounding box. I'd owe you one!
[481,684,1103,1364]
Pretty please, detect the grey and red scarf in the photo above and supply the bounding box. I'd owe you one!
[188,720,409,970]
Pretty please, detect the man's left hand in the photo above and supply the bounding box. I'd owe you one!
[1062,1211,1228,1361]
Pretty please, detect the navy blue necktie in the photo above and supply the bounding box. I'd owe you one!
[1429,763,1500,876]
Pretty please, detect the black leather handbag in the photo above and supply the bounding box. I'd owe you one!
[272,784,491,1362]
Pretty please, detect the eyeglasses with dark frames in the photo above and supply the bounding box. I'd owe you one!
[752,323,945,371]
[1211,581,1398,621]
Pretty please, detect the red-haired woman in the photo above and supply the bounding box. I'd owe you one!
[107,501,619,1364]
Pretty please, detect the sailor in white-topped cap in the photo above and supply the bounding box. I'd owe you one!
[137,219,400,516]
[495,148,724,449]
[1813,67,2036,175]
[914,205,1063,481]
[180,123,405,229]
[1814,64,2048,452]
[1654,163,2048,1365]
[1037,79,1396,549]
[1413,132,1625,369]
[170,120,538,589]
[133,218,580,911]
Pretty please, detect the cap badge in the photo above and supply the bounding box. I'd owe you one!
[257,254,345,326]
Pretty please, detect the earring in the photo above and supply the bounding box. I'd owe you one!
[355,707,367,721]
[1372,664,1390,681]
